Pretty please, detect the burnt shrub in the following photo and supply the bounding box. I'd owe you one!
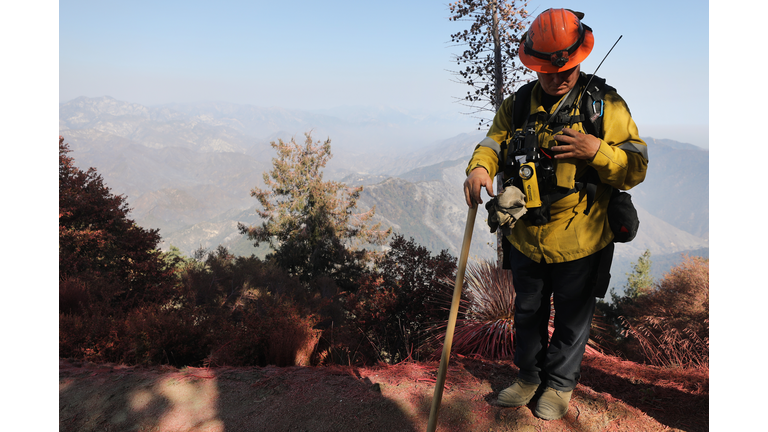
[340,235,457,364]
[119,304,211,366]
[174,248,326,367]
[205,288,322,367]
[59,286,210,367]
[59,276,91,316]
[619,255,709,369]
[61,245,329,368]
[59,272,130,362]
[59,137,178,311]
[59,309,116,362]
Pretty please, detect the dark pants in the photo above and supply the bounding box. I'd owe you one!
[508,246,601,391]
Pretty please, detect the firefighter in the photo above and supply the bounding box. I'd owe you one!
[463,8,648,420]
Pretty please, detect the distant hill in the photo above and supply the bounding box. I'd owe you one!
[60,96,260,154]
[60,96,708,297]
[631,137,709,239]
[356,162,495,261]
[355,155,708,296]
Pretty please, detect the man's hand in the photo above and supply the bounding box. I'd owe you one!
[551,127,601,160]
[463,167,494,207]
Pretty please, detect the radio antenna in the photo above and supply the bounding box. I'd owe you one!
[575,35,623,106]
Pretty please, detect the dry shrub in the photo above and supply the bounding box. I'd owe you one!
[59,276,91,315]
[59,311,116,361]
[120,304,211,366]
[61,235,478,368]
[438,259,515,359]
[208,290,322,367]
[204,313,264,367]
[59,272,130,314]
[264,302,322,366]
[59,273,126,362]
[329,273,396,365]
[314,325,372,366]
[171,249,326,367]
[622,255,709,369]
[60,300,210,366]
[622,316,709,369]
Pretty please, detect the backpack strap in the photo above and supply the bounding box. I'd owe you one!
[500,81,538,180]
[513,81,537,129]
[553,74,609,216]
[576,74,608,138]
[575,74,610,215]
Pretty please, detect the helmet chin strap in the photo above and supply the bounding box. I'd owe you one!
[547,86,576,125]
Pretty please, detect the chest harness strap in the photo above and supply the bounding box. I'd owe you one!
[501,74,607,221]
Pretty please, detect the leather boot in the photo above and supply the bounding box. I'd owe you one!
[535,387,572,420]
[497,378,540,407]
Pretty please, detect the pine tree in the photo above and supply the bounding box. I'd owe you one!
[448,0,531,126]
[238,133,391,288]
[597,249,654,343]
[448,0,531,264]
[618,249,654,301]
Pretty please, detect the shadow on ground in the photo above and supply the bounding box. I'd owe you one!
[60,354,707,432]
[59,359,419,432]
[579,355,708,432]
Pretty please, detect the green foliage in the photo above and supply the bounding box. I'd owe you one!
[343,235,457,364]
[238,132,391,289]
[162,245,193,271]
[621,249,654,301]
[598,249,654,343]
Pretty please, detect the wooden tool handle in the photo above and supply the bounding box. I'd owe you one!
[426,205,478,432]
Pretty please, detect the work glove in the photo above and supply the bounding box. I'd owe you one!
[485,185,527,236]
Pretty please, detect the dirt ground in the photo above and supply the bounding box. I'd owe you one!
[59,353,708,432]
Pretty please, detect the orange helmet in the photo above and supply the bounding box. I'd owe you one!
[518,9,594,73]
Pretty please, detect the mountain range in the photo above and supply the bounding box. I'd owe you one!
[59,96,709,295]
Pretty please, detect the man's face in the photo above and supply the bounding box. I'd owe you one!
[537,65,581,96]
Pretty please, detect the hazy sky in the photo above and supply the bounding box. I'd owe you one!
[59,0,709,147]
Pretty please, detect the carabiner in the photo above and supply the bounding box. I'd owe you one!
[590,100,603,122]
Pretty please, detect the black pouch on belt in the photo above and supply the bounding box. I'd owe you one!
[608,188,639,243]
